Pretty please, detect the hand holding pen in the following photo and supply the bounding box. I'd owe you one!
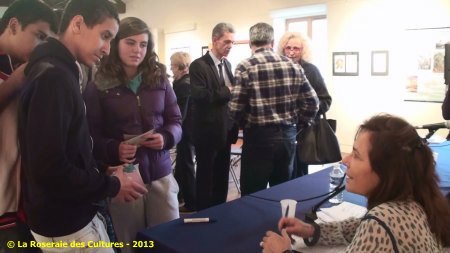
[260,207,293,252]
[277,217,315,239]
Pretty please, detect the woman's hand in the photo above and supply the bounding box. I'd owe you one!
[278,217,314,238]
[118,142,137,163]
[261,229,291,253]
[140,132,164,150]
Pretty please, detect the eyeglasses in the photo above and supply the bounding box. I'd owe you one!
[284,46,302,52]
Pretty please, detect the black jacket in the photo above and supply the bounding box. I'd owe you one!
[18,38,120,237]
[173,74,194,138]
[299,59,332,116]
[189,52,238,148]
[443,87,450,139]
[443,87,450,120]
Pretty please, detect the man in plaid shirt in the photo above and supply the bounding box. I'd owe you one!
[229,22,319,195]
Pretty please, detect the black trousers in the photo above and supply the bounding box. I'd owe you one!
[292,146,309,178]
[174,135,196,210]
[194,141,231,210]
[0,219,41,253]
[240,125,297,195]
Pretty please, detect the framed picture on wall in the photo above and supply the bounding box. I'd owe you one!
[371,50,389,76]
[201,46,209,56]
[332,52,359,76]
[403,27,449,103]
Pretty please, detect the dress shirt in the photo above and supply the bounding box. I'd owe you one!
[209,52,232,88]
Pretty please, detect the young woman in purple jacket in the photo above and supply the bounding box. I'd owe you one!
[83,17,182,252]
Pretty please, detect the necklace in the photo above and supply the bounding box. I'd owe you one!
[7,54,14,73]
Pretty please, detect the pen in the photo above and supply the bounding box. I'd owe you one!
[183,218,217,223]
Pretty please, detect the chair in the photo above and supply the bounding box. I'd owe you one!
[229,131,243,194]
[230,145,242,194]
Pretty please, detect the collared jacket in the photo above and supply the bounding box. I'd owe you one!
[190,52,238,148]
[18,37,120,237]
[83,74,182,183]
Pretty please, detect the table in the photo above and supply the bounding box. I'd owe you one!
[136,168,364,253]
[137,141,450,253]
[429,141,450,188]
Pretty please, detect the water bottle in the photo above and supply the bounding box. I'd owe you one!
[329,163,344,204]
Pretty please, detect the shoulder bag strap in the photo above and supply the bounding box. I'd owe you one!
[361,215,400,253]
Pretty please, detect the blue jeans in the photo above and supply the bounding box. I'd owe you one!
[240,125,297,195]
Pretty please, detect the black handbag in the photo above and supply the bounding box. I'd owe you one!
[297,114,342,164]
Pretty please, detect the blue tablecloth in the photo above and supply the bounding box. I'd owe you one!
[429,141,450,188]
[136,142,450,253]
[136,168,365,253]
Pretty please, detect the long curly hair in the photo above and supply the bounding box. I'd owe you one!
[95,17,167,88]
[358,114,450,246]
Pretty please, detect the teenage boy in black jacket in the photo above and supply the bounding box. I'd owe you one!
[0,1,57,252]
[18,1,147,252]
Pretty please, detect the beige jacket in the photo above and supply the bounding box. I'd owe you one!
[0,97,20,215]
[0,64,25,215]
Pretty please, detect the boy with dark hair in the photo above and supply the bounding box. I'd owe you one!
[17,0,147,252]
[0,0,58,64]
[0,0,57,252]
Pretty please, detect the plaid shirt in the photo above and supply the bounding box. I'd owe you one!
[229,48,319,128]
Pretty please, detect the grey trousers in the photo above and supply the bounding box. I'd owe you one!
[108,173,179,253]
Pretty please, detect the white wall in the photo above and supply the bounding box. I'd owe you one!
[326,0,450,151]
[123,0,450,152]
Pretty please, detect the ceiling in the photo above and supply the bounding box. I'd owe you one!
[0,0,126,13]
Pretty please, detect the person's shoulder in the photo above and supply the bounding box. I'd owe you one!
[191,54,209,65]
[177,74,190,85]
[367,200,426,225]
[301,60,320,72]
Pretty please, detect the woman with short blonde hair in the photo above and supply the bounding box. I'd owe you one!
[278,31,332,178]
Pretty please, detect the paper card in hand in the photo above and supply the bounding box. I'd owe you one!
[123,129,155,146]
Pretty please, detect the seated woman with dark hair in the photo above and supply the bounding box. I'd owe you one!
[261,114,450,253]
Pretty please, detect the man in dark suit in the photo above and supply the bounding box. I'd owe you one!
[189,22,238,210]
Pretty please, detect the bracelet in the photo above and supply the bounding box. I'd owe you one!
[303,222,320,246]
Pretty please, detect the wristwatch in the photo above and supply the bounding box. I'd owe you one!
[303,221,321,246]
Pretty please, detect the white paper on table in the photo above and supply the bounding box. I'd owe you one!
[294,237,346,253]
[318,202,367,222]
[427,135,447,144]
[292,202,367,252]
[316,211,336,223]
